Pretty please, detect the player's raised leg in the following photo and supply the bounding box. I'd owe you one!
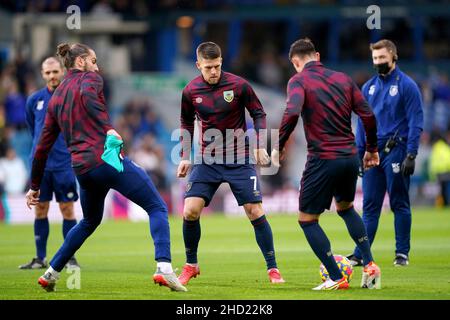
[110,158,186,292]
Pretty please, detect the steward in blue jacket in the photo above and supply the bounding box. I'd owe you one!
[349,39,423,267]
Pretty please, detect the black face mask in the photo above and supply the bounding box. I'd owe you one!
[373,62,391,75]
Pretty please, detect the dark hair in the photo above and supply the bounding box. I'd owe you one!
[289,38,316,60]
[370,39,398,61]
[196,42,222,60]
[56,43,92,69]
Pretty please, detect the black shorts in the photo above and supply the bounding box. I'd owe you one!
[185,164,262,207]
[299,155,359,214]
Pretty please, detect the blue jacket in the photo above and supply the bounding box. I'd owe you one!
[356,66,424,157]
[25,87,72,171]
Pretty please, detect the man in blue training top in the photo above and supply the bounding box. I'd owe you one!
[347,39,424,267]
[20,57,80,270]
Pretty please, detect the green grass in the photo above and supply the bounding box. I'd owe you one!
[1,208,450,300]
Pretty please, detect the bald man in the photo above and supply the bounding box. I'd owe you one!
[20,57,80,270]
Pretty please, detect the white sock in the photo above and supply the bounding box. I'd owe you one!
[46,266,60,280]
[157,262,173,274]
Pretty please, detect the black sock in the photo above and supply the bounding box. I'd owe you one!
[338,206,373,266]
[251,215,276,269]
[183,218,201,264]
[299,220,342,281]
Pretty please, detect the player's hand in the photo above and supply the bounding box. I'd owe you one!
[363,151,379,170]
[253,148,270,166]
[26,189,40,209]
[271,148,285,168]
[177,160,191,178]
[107,129,122,141]
[401,154,416,176]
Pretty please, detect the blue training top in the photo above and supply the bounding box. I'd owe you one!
[356,65,424,156]
[25,86,72,171]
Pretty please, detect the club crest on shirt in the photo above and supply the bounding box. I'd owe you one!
[392,162,400,174]
[195,97,203,104]
[389,85,398,97]
[368,85,375,95]
[223,90,234,103]
[37,100,44,110]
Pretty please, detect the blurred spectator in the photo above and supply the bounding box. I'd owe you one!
[428,132,450,207]
[91,0,114,15]
[130,132,171,211]
[0,147,27,194]
[113,114,134,153]
[431,73,450,132]
[4,80,27,129]
[415,131,432,182]
[141,108,168,139]
[0,104,7,157]
[12,52,34,95]
[130,133,167,190]
[257,51,284,89]
[121,97,169,141]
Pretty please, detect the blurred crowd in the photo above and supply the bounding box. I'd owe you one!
[2,0,449,13]
[1,49,450,207]
[0,0,450,208]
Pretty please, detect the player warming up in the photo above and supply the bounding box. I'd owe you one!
[177,42,284,285]
[20,57,80,270]
[26,43,186,292]
[271,38,381,290]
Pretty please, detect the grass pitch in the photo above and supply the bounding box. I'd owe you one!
[1,208,449,300]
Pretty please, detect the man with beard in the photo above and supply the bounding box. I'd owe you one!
[20,57,80,270]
